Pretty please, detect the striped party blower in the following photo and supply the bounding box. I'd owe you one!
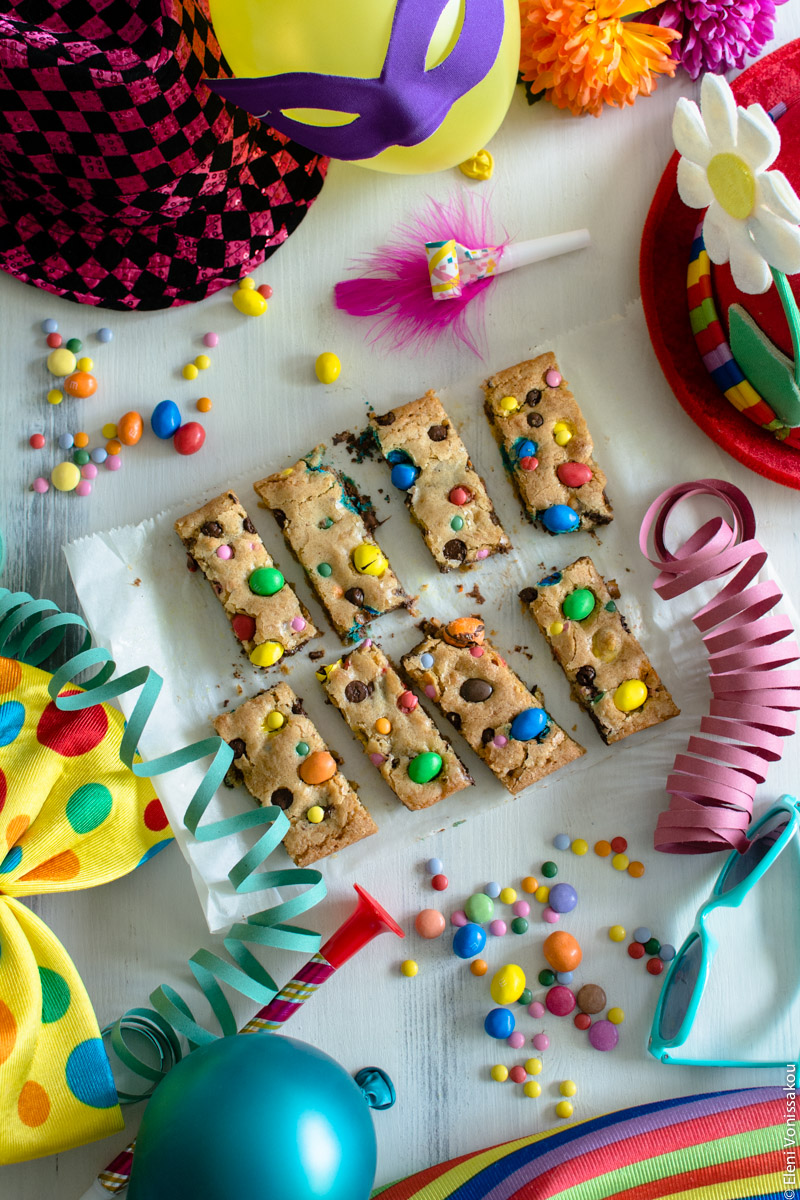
[373,1086,789,1200]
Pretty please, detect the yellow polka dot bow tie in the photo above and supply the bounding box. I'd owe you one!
[0,656,171,1164]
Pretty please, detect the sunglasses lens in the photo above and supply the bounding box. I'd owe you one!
[658,934,703,1041]
[719,812,790,895]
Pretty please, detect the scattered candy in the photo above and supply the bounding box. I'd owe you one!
[574,1013,592,1030]
[512,900,530,918]
[29,433,45,449]
[76,357,93,372]
[490,1065,508,1082]
[644,937,661,955]
[46,389,63,405]
[400,960,418,977]
[465,893,494,924]
[499,887,517,905]
[543,930,582,972]
[508,1064,527,1082]
[182,364,199,380]
[51,462,80,492]
[521,876,538,893]
[628,861,645,878]
[490,964,526,1006]
[415,909,446,939]
[72,432,89,449]
[547,882,577,913]
[553,833,570,851]
[542,907,559,924]
[534,885,550,904]
[607,1007,625,1025]
[315,352,341,383]
[431,874,448,891]
[628,943,645,960]
[546,986,576,1016]
[576,984,606,1014]
[32,477,49,494]
[556,971,573,984]
[102,423,117,439]
[531,1033,549,1051]
[90,447,107,464]
[610,836,628,854]
[232,277,268,316]
[150,398,183,439]
[47,348,76,376]
[106,438,122,455]
[555,1100,573,1119]
[484,1009,515,1040]
[659,944,676,961]
[588,1020,619,1051]
[518,989,532,1006]
[489,919,507,937]
[258,283,273,300]
[97,327,113,343]
[203,332,218,348]
[541,861,558,879]
[611,853,629,871]
[195,354,211,370]
[471,959,488,977]
[73,450,90,467]
[46,332,61,348]
[105,455,122,471]
[174,421,206,455]
[633,927,651,944]
[528,1002,545,1020]
[451,911,467,927]
[484,881,501,899]
[41,319,57,333]
[65,338,82,354]
[608,925,626,942]
[523,1081,541,1098]
[197,397,213,413]
[647,957,664,976]
[118,411,143,446]
[75,480,92,497]
[426,857,443,875]
[571,838,588,855]
[538,969,556,987]
[595,840,612,857]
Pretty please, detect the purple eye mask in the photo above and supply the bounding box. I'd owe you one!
[206,0,506,160]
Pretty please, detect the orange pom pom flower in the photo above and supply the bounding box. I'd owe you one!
[519,0,679,118]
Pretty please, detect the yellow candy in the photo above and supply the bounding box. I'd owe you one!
[534,885,550,904]
[400,960,418,978]
[315,352,341,384]
[553,421,573,446]
[523,1081,542,1098]
[240,276,256,290]
[608,925,626,942]
[549,622,564,636]
[280,467,294,477]
[47,348,76,377]
[611,853,629,871]
[249,641,284,667]
[195,354,211,370]
[459,149,494,180]
[608,1007,625,1024]
[555,1101,574,1119]
[352,544,388,576]
[491,1064,509,1082]
[51,462,80,492]
[232,279,268,316]
[490,963,526,1006]
[306,805,325,824]
[183,363,199,380]
[265,711,285,731]
[499,395,519,412]
[76,356,93,372]
[315,660,341,682]
[375,717,391,735]
[47,389,63,406]
[499,887,517,905]
[102,423,117,439]
[560,1080,577,1097]
[613,679,648,712]
[525,1058,542,1076]
[571,838,589,856]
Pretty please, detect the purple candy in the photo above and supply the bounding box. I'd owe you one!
[547,882,578,914]
[588,1020,619,1051]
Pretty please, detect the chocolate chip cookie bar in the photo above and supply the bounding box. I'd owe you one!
[253,446,410,642]
[368,391,511,571]
[482,353,613,534]
[319,640,473,810]
[214,682,377,867]
[401,617,584,795]
[520,557,679,744]
[175,491,318,668]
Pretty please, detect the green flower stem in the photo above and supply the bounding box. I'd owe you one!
[771,266,800,388]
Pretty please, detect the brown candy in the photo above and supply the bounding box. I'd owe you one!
[576,983,606,1014]
[344,587,365,606]
[460,678,493,703]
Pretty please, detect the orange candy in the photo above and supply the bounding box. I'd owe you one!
[117,411,143,446]
[106,439,122,456]
[521,876,538,893]
[627,860,645,878]
[73,432,89,449]
[197,397,213,413]
[63,371,97,399]
[594,839,612,857]
[298,750,337,785]
[443,616,485,647]
[543,930,582,973]
[470,959,488,976]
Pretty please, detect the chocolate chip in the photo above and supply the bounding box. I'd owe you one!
[481,727,495,745]
[228,738,246,758]
[271,788,294,811]
[392,757,400,768]
[526,388,542,406]
[345,587,365,606]
[242,517,256,534]
[345,680,369,703]
[619,614,630,633]
[291,699,306,714]
[186,554,198,572]
[576,665,596,688]
[376,412,396,426]
[201,521,223,537]
[309,650,325,660]
[211,581,223,596]
[527,412,544,428]
[273,509,287,529]
[443,538,467,562]
[489,510,501,527]
[460,678,493,702]
[519,587,538,604]
[427,424,448,441]
[446,711,462,730]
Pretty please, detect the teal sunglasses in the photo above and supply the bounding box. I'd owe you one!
[648,795,800,1068]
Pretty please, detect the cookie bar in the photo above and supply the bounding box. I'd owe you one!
[482,353,613,534]
[319,640,473,810]
[520,557,679,744]
[254,447,410,642]
[368,391,511,571]
[401,617,584,795]
[175,491,318,666]
[214,682,377,867]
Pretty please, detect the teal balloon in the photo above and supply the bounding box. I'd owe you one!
[128,1035,377,1200]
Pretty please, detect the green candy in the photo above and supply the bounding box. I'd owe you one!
[66,337,82,353]
[249,566,285,596]
[562,588,595,621]
[295,742,309,756]
[541,860,558,878]
[511,917,529,935]
[538,969,556,987]
[517,988,533,1006]
[450,515,464,531]
[317,563,333,577]
[464,892,494,923]
[407,751,443,785]
[644,937,661,956]
[73,449,90,466]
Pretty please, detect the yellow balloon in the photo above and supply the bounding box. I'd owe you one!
[208,0,520,174]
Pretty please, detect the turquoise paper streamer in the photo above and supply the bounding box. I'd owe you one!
[0,587,327,1099]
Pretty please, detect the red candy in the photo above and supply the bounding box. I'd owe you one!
[231,614,256,642]
[46,332,62,348]
[448,485,472,506]
[628,942,645,959]
[509,1066,527,1084]
[29,433,45,449]
[397,691,418,712]
[610,836,628,853]
[174,421,206,455]
[520,456,539,472]
[257,284,273,299]
[647,957,664,976]
[545,985,576,1016]
[574,1012,592,1030]
[431,874,448,891]
[557,461,593,488]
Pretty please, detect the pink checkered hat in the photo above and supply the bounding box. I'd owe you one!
[0,0,328,309]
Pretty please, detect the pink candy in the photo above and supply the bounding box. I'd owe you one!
[489,919,507,937]
[75,480,92,497]
[545,369,562,388]
[476,548,489,560]
[543,907,559,923]
[397,691,418,711]
[32,477,49,494]
[512,900,530,918]
[81,463,98,480]
[527,1001,545,1018]
[588,1020,619,1051]
[290,617,306,631]
[448,486,471,506]
[203,332,219,347]
[106,455,122,471]
[493,734,508,748]
[369,752,386,766]
[532,1033,550,1051]
[216,545,232,560]
[470,645,484,658]
[450,910,467,927]
[424,685,436,699]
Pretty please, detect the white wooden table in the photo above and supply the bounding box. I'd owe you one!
[3,14,800,1196]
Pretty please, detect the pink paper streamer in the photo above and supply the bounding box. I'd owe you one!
[639,479,800,855]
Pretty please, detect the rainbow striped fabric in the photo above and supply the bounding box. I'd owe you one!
[374,1087,788,1199]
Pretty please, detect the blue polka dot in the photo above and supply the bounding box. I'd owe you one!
[0,701,24,747]
[65,1039,118,1108]
[0,846,22,874]
[135,838,173,868]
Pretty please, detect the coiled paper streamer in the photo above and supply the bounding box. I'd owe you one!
[639,481,800,853]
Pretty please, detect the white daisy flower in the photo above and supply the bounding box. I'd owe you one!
[673,73,800,295]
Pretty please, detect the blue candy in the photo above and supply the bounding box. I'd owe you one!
[633,926,651,944]
[58,433,74,450]
[510,708,548,741]
[556,971,573,984]
[420,653,434,669]
[538,571,563,586]
[541,505,580,534]
[484,881,501,899]
[97,327,113,343]
[426,857,443,875]
[453,922,487,960]
[151,399,182,440]
[90,447,108,464]
[386,449,411,464]
[553,833,570,851]
[41,319,57,334]
[514,438,538,460]
[548,883,578,914]
[484,1008,515,1040]
[390,462,419,490]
